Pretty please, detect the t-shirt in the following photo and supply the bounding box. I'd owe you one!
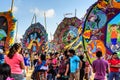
[24,57,30,66]
[5,53,24,74]
[108,59,120,72]
[70,55,80,73]
[92,59,108,80]
[52,58,57,65]
[52,58,57,69]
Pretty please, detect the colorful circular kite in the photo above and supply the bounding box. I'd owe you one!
[0,10,17,52]
[54,17,83,52]
[22,22,48,54]
[83,0,120,62]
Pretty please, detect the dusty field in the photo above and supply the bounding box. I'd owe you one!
[26,69,33,80]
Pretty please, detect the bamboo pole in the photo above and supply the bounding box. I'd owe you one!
[44,12,47,31]
[15,20,18,42]
[11,0,14,11]
[31,14,36,24]
[75,9,77,17]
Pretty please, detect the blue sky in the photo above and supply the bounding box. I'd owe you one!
[0,0,97,41]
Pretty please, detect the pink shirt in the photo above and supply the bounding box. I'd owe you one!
[52,58,57,65]
[5,53,24,74]
[52,58,57,69]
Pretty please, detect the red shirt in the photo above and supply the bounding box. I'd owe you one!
[108,59,120,72]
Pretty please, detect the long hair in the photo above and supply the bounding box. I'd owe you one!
[0,63,11,80]
[7,43,21,59]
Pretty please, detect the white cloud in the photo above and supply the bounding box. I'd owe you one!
[30,8,55,18]
[13,6,18,13]
[45,9,55,18]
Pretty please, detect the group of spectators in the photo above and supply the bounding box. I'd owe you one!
[0,43,120,80]
[31,49,120,80]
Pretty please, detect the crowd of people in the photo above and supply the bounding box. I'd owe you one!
[0,43,120,80]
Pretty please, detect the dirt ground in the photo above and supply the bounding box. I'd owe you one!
[26,69,95,80]
[26,69,33,80]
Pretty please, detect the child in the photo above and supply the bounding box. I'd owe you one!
[108,24,120,51]
[0,63,14,80]
[24,53,30,73]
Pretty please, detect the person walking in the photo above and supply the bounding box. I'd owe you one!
[92,51,109,80]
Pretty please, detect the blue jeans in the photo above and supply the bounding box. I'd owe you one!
[11,73,24,80]
[108,72,119,80]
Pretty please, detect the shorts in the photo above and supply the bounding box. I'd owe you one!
[111,38,117,45]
